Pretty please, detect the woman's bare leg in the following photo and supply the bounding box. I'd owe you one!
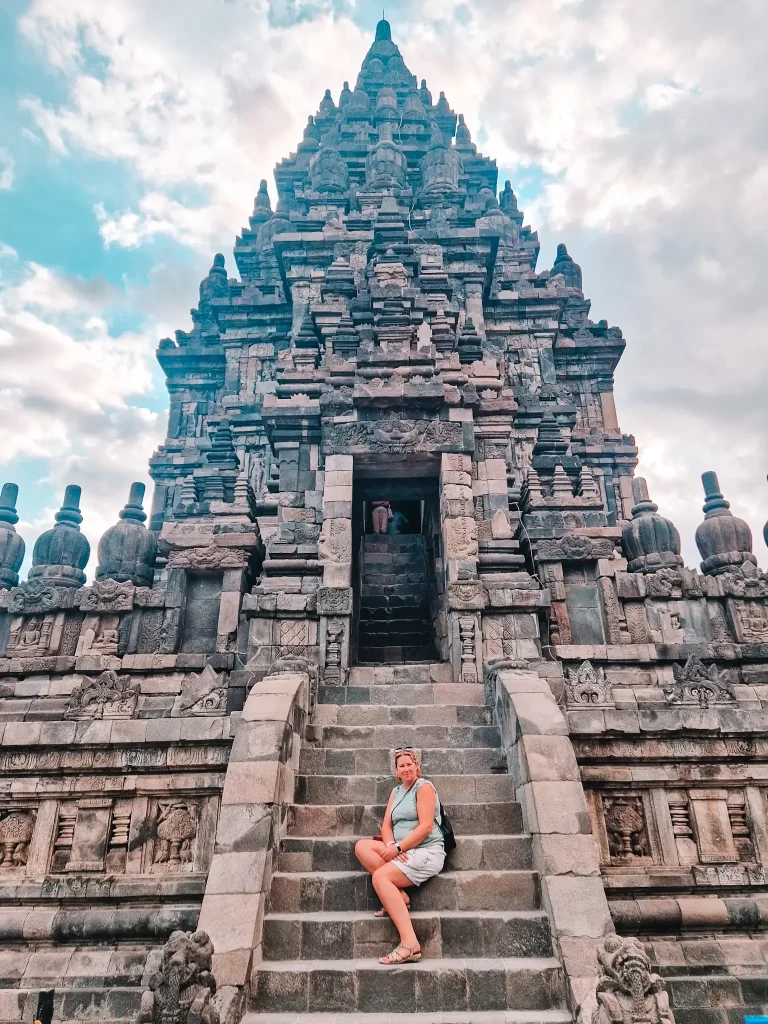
[372,863,419,949]
[354,838,387,874]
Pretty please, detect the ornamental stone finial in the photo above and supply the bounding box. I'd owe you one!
[621,477,683,573]
[500,180,519,215]
[28,484,90,588]
[95,482,158,588]
[695,471,756,575]
[251,179,272,224]
[0,483,25,590]
[199,253,228,306]
[552,242,582,290]
[206,419,240,472]
[456,317,482,363]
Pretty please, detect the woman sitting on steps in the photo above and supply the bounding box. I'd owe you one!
[354,747,445,965]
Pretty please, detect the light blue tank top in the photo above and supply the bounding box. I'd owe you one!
[390,778,444,849]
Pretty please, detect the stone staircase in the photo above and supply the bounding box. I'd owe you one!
[356,536,435,664]
[0,941,168,1024]
[246,662,572,1024]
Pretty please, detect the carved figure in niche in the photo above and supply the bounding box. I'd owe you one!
[604,796,649,860]
[7,614,54,656]
[64,670,139,720]
[592,935,672,1024]
[735,601,768,642]
[566,661,613,707]
[20,617,42,647]
[139,930,219,1024]
[91,626,119,651]
[0,810,35,870]
[371,499,393,534]
[153,804,197,869]
[664,655,734,709]
[78,615,120,655]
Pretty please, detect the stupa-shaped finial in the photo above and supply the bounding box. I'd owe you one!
[551,243,582,290]
[0,483,25,589]
[29,484,90,588]
[621,477,684,573]
[695,471,756,575]
[206,418,240,472]
[96,482,157,587]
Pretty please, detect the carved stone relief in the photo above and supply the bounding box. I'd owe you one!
[565,661,613,708]
[663,656,734,709]
[152,803,197,871]
[0,809,36,871]
[64,670,140,720]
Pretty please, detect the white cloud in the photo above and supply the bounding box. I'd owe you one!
[0,150,14,190]
[0,254,163,562]
[12,0,768,567]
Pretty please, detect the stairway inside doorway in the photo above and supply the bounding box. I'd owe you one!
[356,534,436,664]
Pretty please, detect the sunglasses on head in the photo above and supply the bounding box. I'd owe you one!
[393,746,416,755]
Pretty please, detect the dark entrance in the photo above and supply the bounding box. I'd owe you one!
[352,468,441,665]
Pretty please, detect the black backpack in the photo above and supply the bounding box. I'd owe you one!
[438,800,456,855]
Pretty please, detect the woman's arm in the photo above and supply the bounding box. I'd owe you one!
[380,791,396,846]
[394,783,436,854]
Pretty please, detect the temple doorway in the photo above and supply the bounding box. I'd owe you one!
[351,463,441,665]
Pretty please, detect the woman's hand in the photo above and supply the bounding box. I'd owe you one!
[381,844,400,863]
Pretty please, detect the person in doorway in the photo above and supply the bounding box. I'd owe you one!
[354,747,445,964]
[371,499,393,534]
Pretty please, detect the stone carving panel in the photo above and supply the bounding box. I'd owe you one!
[663,655,734,709]
[0,809,36,871]
[64,670,140,720]
[603,794,650,863]
[565,661,613,707]
[324,416,464,454]
[6,614,55,657]
[78,578,135,612]
[174,665,227,717]
[152,802,197,871]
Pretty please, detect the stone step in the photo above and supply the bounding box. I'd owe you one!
[243,1012,573,1024]
[306,724,502,750]
[357,647,437,666]
[278,835,532,874]
[263,909,552,961]
[318,684,485,705]
[357,625,433,643]
[252,956,565,1013]
[362,535,429,548]
[358,607,432,623]
[298,747,507,777]
[348,664,453,685]
[295,774,515,805]
[0,986,144,1023]
[267,870,539,914]
[287,802,523,838]
[313,703,493,728]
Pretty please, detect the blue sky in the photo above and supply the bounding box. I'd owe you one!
[1,0,767,573]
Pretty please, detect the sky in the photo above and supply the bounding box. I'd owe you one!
[1,0,767,573]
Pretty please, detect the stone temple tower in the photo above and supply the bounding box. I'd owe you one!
[1,19,767,1024]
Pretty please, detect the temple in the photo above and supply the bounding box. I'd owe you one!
[0,19,767,1024]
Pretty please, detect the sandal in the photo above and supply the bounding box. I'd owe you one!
[379,943,422,965]
[374,894,410,918]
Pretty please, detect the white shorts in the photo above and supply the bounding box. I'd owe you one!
[392,845,445,886]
